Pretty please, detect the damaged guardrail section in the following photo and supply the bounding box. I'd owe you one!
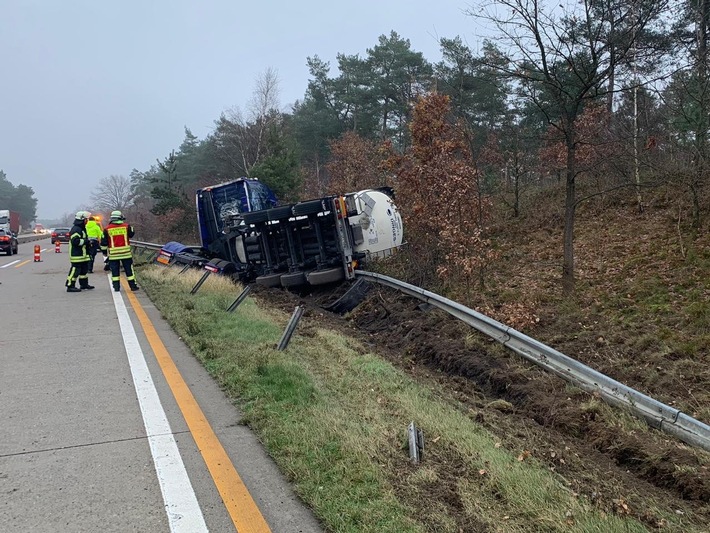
[356,271,710,453]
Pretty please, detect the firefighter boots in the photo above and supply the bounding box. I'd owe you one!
[113,281,120,292]
[129,282,140,291]
[79,279,95,290]
[66,286,81,293]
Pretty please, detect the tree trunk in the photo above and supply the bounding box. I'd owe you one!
[693,0,710,228]
[562,130,577,294]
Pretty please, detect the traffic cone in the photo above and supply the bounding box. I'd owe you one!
[55,240,61,253]
[34,244,41,262]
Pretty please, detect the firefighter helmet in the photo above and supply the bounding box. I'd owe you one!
[110,210,124,221]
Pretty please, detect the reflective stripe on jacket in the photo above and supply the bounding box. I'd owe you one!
[102,222,134,260]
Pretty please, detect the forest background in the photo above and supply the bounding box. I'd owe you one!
[3,0,710,300]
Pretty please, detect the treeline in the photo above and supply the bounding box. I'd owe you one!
[0,170,38,228]
[121,2,710,292]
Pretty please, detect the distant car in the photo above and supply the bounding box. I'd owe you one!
[0,229,19,255]
[51,228,72,244]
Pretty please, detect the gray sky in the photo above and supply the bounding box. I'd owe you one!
[1,0,481,220]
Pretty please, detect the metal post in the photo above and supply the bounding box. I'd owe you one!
[408,422,424,464]
[146,251,157,262]
[227,285,252,313]
[180,263,191,274]
[277,306,304,351]
[190,270,211,295]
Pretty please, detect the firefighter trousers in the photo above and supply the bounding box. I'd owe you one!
[109,257,137,291]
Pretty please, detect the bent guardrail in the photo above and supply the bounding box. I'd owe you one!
[356,271,710,453]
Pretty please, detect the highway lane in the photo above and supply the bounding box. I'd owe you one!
[0,238,323,532]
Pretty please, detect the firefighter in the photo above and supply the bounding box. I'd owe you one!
[65,211,95,292]
[101,210,139,292]
[85,215,103,273]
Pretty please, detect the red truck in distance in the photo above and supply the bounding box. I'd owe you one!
[0,210,20,234]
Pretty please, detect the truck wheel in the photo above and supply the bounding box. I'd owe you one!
[307,267,344,286]
[255,272,283,288]
[280,271,306,288]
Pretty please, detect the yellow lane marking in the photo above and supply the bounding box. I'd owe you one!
[15,260,31,268]
[124,283,272,533]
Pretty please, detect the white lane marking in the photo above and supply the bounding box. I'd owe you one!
[110,276,209,532]
[1,260,20,268]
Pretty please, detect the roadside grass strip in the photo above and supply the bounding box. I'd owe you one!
[139,265,691,533]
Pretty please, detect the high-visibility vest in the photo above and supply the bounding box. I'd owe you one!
[105,223,132,260]
[86,220,103,239]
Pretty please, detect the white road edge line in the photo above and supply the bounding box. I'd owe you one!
[1,260,21,268]
[110,275,209,532]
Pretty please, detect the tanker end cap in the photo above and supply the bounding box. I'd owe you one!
[351,189,404,257]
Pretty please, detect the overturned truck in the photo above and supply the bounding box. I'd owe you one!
[158,178,403,288]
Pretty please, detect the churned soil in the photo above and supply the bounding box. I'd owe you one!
[252,281,710,530]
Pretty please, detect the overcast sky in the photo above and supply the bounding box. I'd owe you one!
[1,0,484,220]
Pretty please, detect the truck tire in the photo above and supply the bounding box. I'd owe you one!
[280,271,307,288]
[211,259,237,275]
[255,272,283,287]
[307,267,344,286]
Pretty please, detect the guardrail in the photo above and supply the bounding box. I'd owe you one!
[17,233,50,244]
[129,239,710,452]
[355,271,710,452]
[131,240,165,251]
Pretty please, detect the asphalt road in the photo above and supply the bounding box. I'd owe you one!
[0,238,324,533]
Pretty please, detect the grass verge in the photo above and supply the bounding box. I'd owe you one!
[138,265,691,532]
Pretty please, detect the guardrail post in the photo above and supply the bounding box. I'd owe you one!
[145,251,157,262]
[180,264,192,274]
[408,422,424,464]
[190,270,211,295]
[277,306,304,351]
[227,285,252,313]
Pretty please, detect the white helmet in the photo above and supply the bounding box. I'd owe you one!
[75,211,89,221]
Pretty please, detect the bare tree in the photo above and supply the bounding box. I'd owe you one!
[217,68,282,175]
[471,0,668,293]
[90,174,135,213]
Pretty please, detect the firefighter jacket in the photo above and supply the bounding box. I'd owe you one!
[86,220,103,240]
[69,219,89,263]
[101,222,135,260]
